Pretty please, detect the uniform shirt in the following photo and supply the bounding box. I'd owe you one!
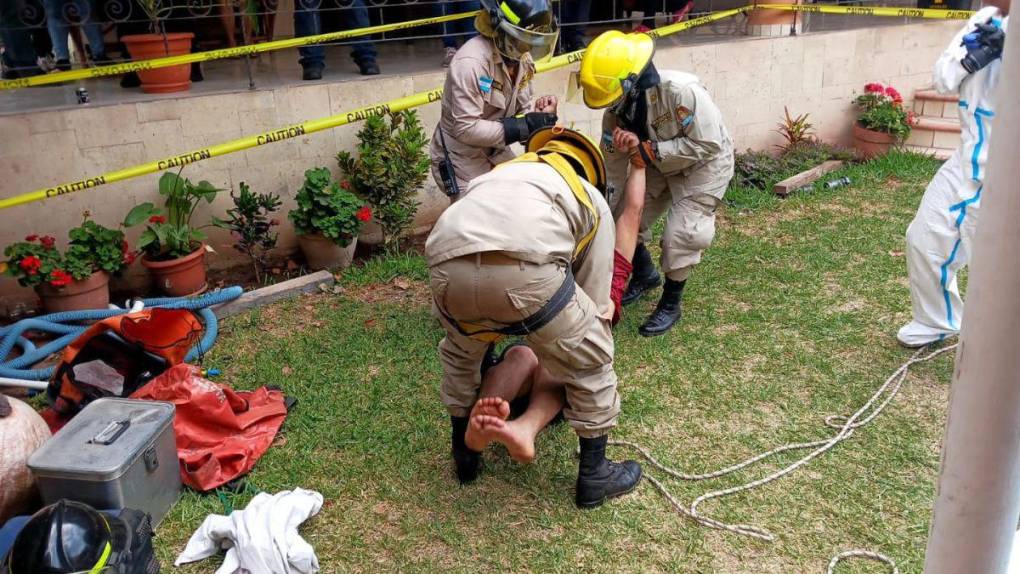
[426,161,603,268]
[601,70,733,195]
[429,35,535,186]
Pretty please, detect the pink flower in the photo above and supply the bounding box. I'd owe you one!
[39,236,56,249]
[340,181,352,191]
[25,234,38,242]
[49,269,73,287]
[864,82,884,94]
[19,256,42,275]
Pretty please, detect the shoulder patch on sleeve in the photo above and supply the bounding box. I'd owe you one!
[676,105,694,127]
[479,75,493,94]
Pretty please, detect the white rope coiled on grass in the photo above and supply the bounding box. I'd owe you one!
[610,343,958,572]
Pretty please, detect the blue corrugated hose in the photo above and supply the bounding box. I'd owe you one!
[0,286,243,380]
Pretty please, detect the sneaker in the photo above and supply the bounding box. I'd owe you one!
[302,65,324,81]
[442,47,457,67]
[55,59,72,72]
[357,59,380,76]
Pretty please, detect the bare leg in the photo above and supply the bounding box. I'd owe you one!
[474,365,566,463]
[465,346,538,451]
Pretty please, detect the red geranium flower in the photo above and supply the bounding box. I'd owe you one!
[356,206,372,222]
[25,234,38,241]
[19,256,42,275]
[149,215,167,224]
[341,181,352,191]
[865,82,884,94]
[123,251,137,265]
[49,269,73,287]
[39,236,56,249]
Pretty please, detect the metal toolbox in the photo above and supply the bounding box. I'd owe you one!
[28,398,180,526]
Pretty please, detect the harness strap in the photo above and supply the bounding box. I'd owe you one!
[503,151,601,261]
[439,267,576,343]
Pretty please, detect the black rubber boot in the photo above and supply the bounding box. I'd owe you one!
[575,435,642,509]
[302,64,324,81]
[621,243,662,306]
[638,278,686,337]
[451,416,480,484]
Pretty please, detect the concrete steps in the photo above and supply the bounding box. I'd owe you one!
[905,88,960,160]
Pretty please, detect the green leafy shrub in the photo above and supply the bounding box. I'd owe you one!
[728,141,856,210]
[124,171,222,261]
[289,167,372,248]
[2,216,132,288]
[337,111,430,250]
[213,181,283,283]
[774,107,816,152]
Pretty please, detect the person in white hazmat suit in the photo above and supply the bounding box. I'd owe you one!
[897,0,1010,347]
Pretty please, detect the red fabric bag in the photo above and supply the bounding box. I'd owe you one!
[131,364,288,491]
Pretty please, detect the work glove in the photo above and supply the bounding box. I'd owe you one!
[501,112,558,145]
[629,141,657,169]
[961,22,1005,74]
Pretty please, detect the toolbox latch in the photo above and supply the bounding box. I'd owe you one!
[143,446,159,472]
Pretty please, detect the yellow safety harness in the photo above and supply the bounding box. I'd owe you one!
[439,151,601,343]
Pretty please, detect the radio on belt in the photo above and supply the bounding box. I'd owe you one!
[28,398,181,526]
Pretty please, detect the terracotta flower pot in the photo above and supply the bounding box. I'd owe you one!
[853,123,896,159]
[297,233,357,271]
[35,271,110,313]
[142,245,207,296]
[122,33,194,94]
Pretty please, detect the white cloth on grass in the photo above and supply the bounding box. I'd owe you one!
[174,488,323,574]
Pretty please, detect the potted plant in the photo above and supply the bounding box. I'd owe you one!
[122,0,195,93]
[289,167,372,271]
[125,171,221,296]
[852,83,914,159]
[213,181,282,284]
[337,110,430,251]
[2,216,135,312]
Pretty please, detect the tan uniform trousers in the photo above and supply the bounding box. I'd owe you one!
[430,253,620,438]
[610,164,726,282]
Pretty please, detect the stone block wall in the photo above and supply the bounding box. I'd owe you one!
[0,19,960,312]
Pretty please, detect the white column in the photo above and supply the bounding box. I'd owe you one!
[923,25,1020,574]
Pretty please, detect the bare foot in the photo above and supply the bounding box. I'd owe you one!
[474,415,536,464]
[465,397,510,451]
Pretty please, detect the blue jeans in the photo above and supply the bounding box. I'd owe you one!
[294,0,377,69]
[43,0,106,60]
[559,0,591,50]
[431,0,479,49]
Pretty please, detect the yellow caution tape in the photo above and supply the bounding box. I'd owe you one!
[764,3,973,20]
[0,3,967,210]
[0,10,477,91]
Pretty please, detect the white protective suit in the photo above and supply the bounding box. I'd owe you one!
[175,488,324,574]
[897,6,1009,347]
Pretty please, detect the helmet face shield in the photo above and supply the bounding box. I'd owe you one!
[494,19,558,62]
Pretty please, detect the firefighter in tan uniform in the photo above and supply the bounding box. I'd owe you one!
[429,0,560,201]
[425,127,642,508]
[581,31,735,336]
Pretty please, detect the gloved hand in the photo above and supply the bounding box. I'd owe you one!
[961,22,1005,74]
[501,112,558,145]
[629,141,657,169]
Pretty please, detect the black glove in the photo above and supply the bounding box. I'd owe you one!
[961,22,1005,74]
[501,112,558,145]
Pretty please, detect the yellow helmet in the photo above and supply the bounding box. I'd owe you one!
[526,126,607,194]
[579,31,655,109]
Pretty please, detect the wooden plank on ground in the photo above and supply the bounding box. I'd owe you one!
[213,270,335,318]
[772,160,845,197]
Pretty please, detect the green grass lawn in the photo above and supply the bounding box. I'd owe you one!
[158,151,953,573]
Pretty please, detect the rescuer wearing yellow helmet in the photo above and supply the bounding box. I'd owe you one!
[425,126,644,508]
[579,30,735,337]
[429,0,562,202]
